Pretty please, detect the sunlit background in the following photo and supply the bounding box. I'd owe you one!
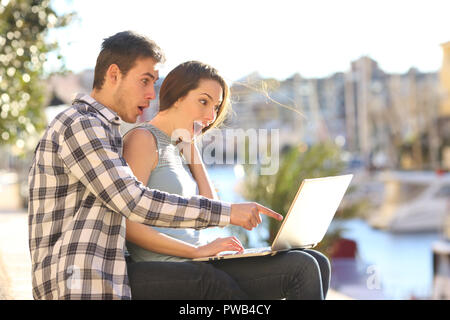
[0,0,449,300]
[47,0,450,80]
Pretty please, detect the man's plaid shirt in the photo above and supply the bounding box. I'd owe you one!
[28,94,230,299]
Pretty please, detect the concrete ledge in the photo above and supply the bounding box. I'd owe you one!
[326,289,353,300]
[0,211,32,300]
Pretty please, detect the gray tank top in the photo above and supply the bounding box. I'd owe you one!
[125,123,200,262]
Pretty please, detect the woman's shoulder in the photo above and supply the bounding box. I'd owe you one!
[124,126,156,143]
[122,126,159,171]
[123,126,158,154]
[126,123,171,145]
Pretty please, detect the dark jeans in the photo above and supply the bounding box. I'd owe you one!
[126,249,330,300]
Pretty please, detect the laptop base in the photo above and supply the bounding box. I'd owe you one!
[193,244,316,262]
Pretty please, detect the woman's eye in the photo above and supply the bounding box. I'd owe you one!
[141,79,149,85]
[200,99,207,105]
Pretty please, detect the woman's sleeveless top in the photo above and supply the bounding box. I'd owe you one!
[125,123,200,262]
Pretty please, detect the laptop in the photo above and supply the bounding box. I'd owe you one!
[193,174,353,261]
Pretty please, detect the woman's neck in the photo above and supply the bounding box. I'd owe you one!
[149,113,177,138]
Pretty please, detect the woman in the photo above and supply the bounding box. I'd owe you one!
[123,61,331,299]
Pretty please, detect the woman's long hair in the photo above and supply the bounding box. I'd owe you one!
[159,61,231,134]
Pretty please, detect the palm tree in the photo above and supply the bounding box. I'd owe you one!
[240,142,365,256]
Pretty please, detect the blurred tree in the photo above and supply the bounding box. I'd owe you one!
[240,142,367,256]
[0,0,73,156]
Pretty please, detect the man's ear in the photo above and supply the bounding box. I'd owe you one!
[105,64,121,85]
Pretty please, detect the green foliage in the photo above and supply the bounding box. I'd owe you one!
[240,142,364,255]
[0,0,73,155]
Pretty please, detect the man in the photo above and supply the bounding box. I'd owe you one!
[28,31,282,299]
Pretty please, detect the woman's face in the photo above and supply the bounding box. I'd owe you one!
[175,79,223,138]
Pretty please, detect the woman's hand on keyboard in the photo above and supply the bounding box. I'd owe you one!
[194,237,244,258]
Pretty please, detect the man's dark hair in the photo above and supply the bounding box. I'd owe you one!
[93,31,165,90]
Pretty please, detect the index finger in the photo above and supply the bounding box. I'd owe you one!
[255,203,283,221]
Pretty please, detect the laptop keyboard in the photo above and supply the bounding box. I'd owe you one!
[242,246,272,254]
[217,246,272,256]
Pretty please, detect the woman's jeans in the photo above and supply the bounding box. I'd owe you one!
[126,249,330,300]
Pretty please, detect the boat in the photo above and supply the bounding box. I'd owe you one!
[368,171,450,233]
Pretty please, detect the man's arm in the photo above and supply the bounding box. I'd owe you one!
[59,116,230,229]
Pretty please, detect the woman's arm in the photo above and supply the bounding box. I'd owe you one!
[183,141,218,200]
[126,222,243,258]
[122,128,158,185]
[123,129,243,258]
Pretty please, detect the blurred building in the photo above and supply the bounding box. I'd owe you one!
[45,69,94,108]
[440,42,450,117]
[439,41,450,169]
[345,57,440,170]
[229,72,347,150]
[38,55,448,171]
[229,56,444,170]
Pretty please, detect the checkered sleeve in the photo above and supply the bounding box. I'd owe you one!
[59,116,230,229]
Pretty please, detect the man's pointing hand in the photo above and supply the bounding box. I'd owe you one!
[230,202,283,231]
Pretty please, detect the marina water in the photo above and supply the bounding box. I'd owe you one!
[205,165,442,300]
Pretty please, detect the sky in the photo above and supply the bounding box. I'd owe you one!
[47,0,450,82]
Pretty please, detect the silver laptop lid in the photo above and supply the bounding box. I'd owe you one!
[271,174,353,251]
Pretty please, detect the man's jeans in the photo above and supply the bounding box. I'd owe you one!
[126,249,330,300]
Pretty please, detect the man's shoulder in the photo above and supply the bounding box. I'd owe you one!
[50,103,107,133]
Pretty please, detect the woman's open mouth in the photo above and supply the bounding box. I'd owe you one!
[193,121,204,137]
